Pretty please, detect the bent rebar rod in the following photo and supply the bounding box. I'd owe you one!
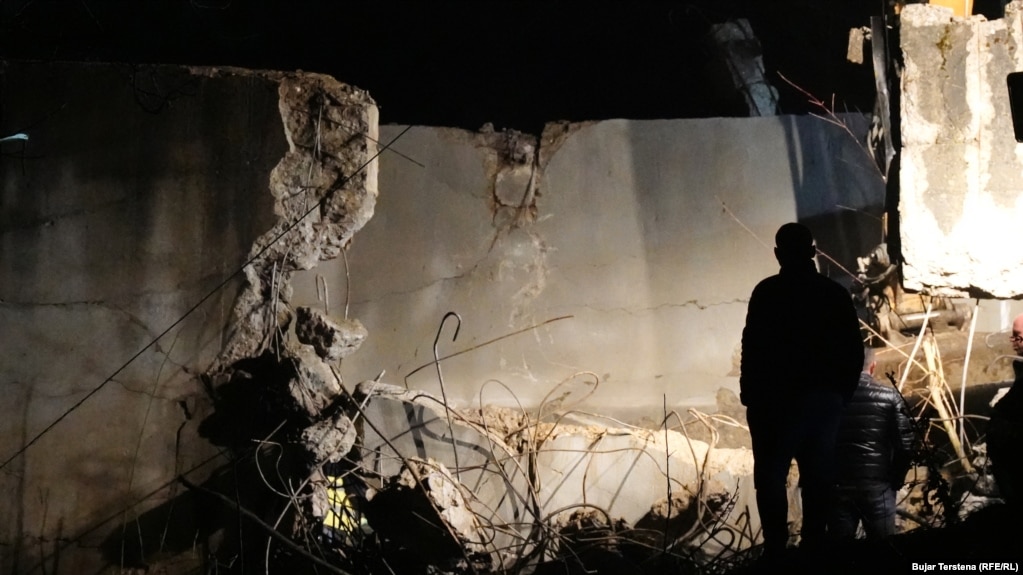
[435,311,463,481]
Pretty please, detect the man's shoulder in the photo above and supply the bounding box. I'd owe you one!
[749,270,852,305]
[756,269,849,289]
[857,379,902,403]
[748,274,784,304]
[751,273,782,290]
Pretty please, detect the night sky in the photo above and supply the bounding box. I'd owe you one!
[0,1,1010,132]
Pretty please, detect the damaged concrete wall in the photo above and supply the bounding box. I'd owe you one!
[900,2,1023,297]
[0,61,377,573]
[292,116,886,422]
[1,58,889,573]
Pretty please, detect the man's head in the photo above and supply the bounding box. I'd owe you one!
[863,346,876,375]
[774,222,816,267]
[1012,313,1023,356]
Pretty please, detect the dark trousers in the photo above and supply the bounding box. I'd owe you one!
[747,390,844,553]
[988,415,1023,505]
[830,485,897,539]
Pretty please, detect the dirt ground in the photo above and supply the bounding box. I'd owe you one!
[729,502,1023,575]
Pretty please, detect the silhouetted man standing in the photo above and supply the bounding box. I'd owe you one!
[741,222,863,559]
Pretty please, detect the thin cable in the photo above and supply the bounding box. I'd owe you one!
[0,125,412,472]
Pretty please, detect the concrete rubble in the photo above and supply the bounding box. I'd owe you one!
[353,380,758,571]
[366,458,494,572]
[301,411,357,465]
[197,69,385,569]
[285,343,344,417]
[213,72,379,371]
[295,305,368,362]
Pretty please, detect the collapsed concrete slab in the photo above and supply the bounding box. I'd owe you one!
[353,381,758,570]
[531,419,753,535]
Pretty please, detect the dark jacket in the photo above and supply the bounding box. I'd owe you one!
[989,360,1023,503]
[989,360,1023,458]
[740,260,864,407]
[835,372,916,489]
[992,360,1023,423]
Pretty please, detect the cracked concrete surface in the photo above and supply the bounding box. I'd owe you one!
[293,115,885,420]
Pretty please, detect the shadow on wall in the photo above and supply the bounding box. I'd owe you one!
[100,352,316,572]
[99,466,244,572]
[781,113,887,287]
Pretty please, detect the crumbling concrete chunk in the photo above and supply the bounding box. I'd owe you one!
[286,344,343,417]
[461,404,530,448]
[301,411,356,464]
[366,458,493,572]
[278,75,374,152]
[397,459,483,546]
[211,71,378,372]
[295,306,368,362]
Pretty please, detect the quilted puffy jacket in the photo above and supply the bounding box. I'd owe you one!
[835,373,916,489]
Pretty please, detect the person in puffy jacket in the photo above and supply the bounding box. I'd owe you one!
[830,346,915,539]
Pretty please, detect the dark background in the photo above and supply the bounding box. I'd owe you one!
[0,1,1011,132]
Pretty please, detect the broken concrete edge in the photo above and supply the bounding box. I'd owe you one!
[202,62,593,380]
[353,380,757,562]
[205,66,379,375]
[180,65,382,557]
[186,65,364,86]
[900,3,984,27]
[295,306,368,362]
[355,380,522,456]
[352,379,741,460]
[902,272,1003,299]
[434,120,591,219]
